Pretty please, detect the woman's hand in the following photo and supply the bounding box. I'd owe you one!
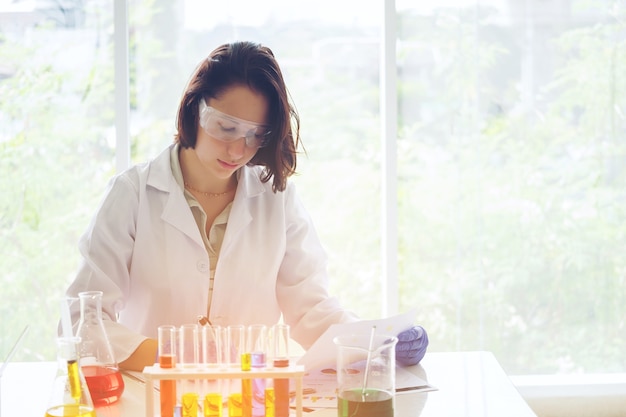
[395,325,429,366]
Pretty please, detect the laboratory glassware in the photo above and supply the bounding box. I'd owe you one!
[247,325,267,417]
[334,332,398,417]
[158,324,177,417]
[75,291,124,406]
[44,337,95,417]
[271,324,290,417]
[179,323,200,367]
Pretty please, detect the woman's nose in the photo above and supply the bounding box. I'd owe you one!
[227,137,246,159]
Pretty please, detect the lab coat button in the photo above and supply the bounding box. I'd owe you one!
[197,260,208,273]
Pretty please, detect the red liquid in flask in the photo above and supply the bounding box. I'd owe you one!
[82,365,125,406]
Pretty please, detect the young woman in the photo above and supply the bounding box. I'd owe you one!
[65,41,428,371]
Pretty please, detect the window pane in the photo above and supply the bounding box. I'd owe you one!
[129,0,382,318]
[0,1,115,360]
[397,0,626,374]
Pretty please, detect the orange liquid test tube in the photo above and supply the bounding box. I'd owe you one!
[272,325,291,417]
[273,361,290,417]
[159,355,176,417]
[159,325,177,417]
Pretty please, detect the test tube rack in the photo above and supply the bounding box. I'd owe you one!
[142,363,305,417]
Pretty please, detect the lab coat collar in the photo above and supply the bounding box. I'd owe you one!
[143,144,270,250]
[146,144,204,248]
[236,162,267,199]
[146,143,267,198]
[220,163,269,253]
[146,144,177,193]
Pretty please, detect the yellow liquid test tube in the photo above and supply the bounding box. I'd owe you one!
[67,359,82,402]
[265,387,275,417]
[182,393,199,417]
[228,393,243,417]
[241,353,252,417]
[204,393,223,417]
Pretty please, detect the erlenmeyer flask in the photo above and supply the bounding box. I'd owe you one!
[75,291,125,406]
[44,336,95,417]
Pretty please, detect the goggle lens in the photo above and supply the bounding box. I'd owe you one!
[199,101,271,148]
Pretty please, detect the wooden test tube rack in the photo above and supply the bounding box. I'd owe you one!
[142,363,305,417]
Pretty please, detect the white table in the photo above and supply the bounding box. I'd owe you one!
[0,351,536,416]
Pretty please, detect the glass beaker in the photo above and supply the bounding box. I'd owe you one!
[44,337,95,417]
[333,333,398,417]
[75,291,124,406]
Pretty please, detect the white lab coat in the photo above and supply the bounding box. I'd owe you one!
[66,144,357,362]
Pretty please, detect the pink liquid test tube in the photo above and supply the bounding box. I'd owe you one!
[247,325,268,417]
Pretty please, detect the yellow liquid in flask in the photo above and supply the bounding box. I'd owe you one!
[44,404,96,417]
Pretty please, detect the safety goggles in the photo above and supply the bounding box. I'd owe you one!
[198,100,271,148]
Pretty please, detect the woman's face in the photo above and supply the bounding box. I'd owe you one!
[194,84,269,180]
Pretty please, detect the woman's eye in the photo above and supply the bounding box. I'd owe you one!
[219,124,236,133]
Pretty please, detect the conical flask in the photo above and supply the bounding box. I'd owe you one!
[44,336,95,417]
[75,291,125,406]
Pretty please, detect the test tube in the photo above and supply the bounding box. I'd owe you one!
[182,392,199,417]
[247,325,267,363]
[228,325,247,409]
[179,323,200,367]
[219,326,230,369]
[226,325,245,366]
[200,324,224,400]
[265,387,275,417]
[204,393,223,417]
[228,393,243,417]
[179,323,200,406]
[241,368,252,417]
[247,325,267,417]
[201,325,222,368]
[271,324,290,363]
[271,324,290,417]
[158,325,177,417]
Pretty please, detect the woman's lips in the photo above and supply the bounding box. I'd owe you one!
[218,159,239,170]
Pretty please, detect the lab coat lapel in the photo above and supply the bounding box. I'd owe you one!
[221,166,265,253]
[161,188,204,248]
[147,145,204,248]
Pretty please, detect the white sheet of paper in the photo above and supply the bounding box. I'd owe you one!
[296,310,416,371]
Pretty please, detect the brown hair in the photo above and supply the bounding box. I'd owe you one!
[174,41,300,192]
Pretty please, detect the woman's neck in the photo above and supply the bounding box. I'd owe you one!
[178,147,236,194]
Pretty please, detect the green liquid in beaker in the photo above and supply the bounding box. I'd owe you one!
[337,388,393,417]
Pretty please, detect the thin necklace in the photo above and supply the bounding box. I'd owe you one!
[184,182,235,198]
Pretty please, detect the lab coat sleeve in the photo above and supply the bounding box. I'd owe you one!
[65,170,148,363]
[276,182,359,349]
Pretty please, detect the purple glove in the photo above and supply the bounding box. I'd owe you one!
[395,325,428,366]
